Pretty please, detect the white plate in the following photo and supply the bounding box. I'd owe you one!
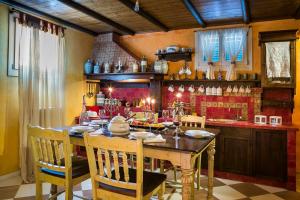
[129,132,155,139]
[184,130,214,138]
[71,126,94,133]
[91,119,108,125]
[161,122,173,126]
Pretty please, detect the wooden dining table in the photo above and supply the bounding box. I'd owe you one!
[65,127,218,200]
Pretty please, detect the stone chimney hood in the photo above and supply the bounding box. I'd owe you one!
[91,32,139,71]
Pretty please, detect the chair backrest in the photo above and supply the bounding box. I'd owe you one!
[28,126,72,174]
[84,134,144,198]
[181,115,206,128]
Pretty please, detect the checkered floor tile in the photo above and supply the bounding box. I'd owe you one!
[1,171,300,200]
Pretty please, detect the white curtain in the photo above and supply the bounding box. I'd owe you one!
[196,30,219,79]
[17,22,65,182]
[223,28,247,80]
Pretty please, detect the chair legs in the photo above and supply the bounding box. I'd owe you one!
[158,181,165,200]
[35,178,43,200]
[65,174,73,200]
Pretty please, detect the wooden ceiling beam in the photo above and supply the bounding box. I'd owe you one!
[240,0,250,23]
[182,0,206,28]
[0,0,98,36]
[117,0,169,32]
[58,0,135,35]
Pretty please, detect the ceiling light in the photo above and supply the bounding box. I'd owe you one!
[134,0,139,12]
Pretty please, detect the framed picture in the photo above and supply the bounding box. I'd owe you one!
[7,12,19,77]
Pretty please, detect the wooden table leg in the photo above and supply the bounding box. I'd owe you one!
[50,184,57,200]
[181,169,194,200]
[207,139,216,200]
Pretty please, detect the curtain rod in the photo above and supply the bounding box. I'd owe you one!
[194,24,252,32]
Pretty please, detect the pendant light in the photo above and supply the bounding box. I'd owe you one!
[134,0,139,12]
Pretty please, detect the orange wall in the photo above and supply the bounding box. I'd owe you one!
[0,4,94,176]
[120,19,300,173]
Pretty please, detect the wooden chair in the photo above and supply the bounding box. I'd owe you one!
[84,133,166,200]
[29,126,90,200]
[170,115,206,190]
[180,115,206,128]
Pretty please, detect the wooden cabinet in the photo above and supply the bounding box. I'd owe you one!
[219,127,253,175]
[254,129,287,181]
[206,126,287,181]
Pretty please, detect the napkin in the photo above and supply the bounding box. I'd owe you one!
[143,134,166,143]
[89,128,103,136]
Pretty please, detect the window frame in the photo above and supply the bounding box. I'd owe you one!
[195,27,252,71]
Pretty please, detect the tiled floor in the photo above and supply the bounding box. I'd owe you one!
[1,171,300,200]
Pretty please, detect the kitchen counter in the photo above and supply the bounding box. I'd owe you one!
[206,120,299,132]
[206,119,298,190]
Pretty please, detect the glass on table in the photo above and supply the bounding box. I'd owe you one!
[99,109,106,119]
[147,112,155,133]
[98,109,106,128]
[162,110,169,122]
[173,121,181,140]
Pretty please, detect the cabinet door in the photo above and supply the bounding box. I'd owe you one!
[220,127,253,175]
[254,130,287,181]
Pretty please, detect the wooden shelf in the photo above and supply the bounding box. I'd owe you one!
[163,79,261,87]
[155,52,192,62]
[85,72,164,82]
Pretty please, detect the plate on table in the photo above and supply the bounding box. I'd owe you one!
[70,126,94,134]
[161,122,174,126]
[184,130,214,138]
[129,132,155,139]
[91,119,108,125]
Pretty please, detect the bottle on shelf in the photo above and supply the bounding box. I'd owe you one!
[141,56,147,72]
[79,95,90,125]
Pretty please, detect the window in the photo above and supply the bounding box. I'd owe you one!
[202,35,220,63]
[195,27,252,71]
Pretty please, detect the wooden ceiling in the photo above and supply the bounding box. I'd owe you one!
[2,0,300,36]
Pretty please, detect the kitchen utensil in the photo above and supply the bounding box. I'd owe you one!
[217,86,222,96]
[226,85,232,93]
[211,86,217,95]
[232,85,238,93]
[178,85,185,92]
[168,85,174,92]
[206,86,212,95]
[245,86,251,94]
[198,85,205,93]
[239,85,245,93]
